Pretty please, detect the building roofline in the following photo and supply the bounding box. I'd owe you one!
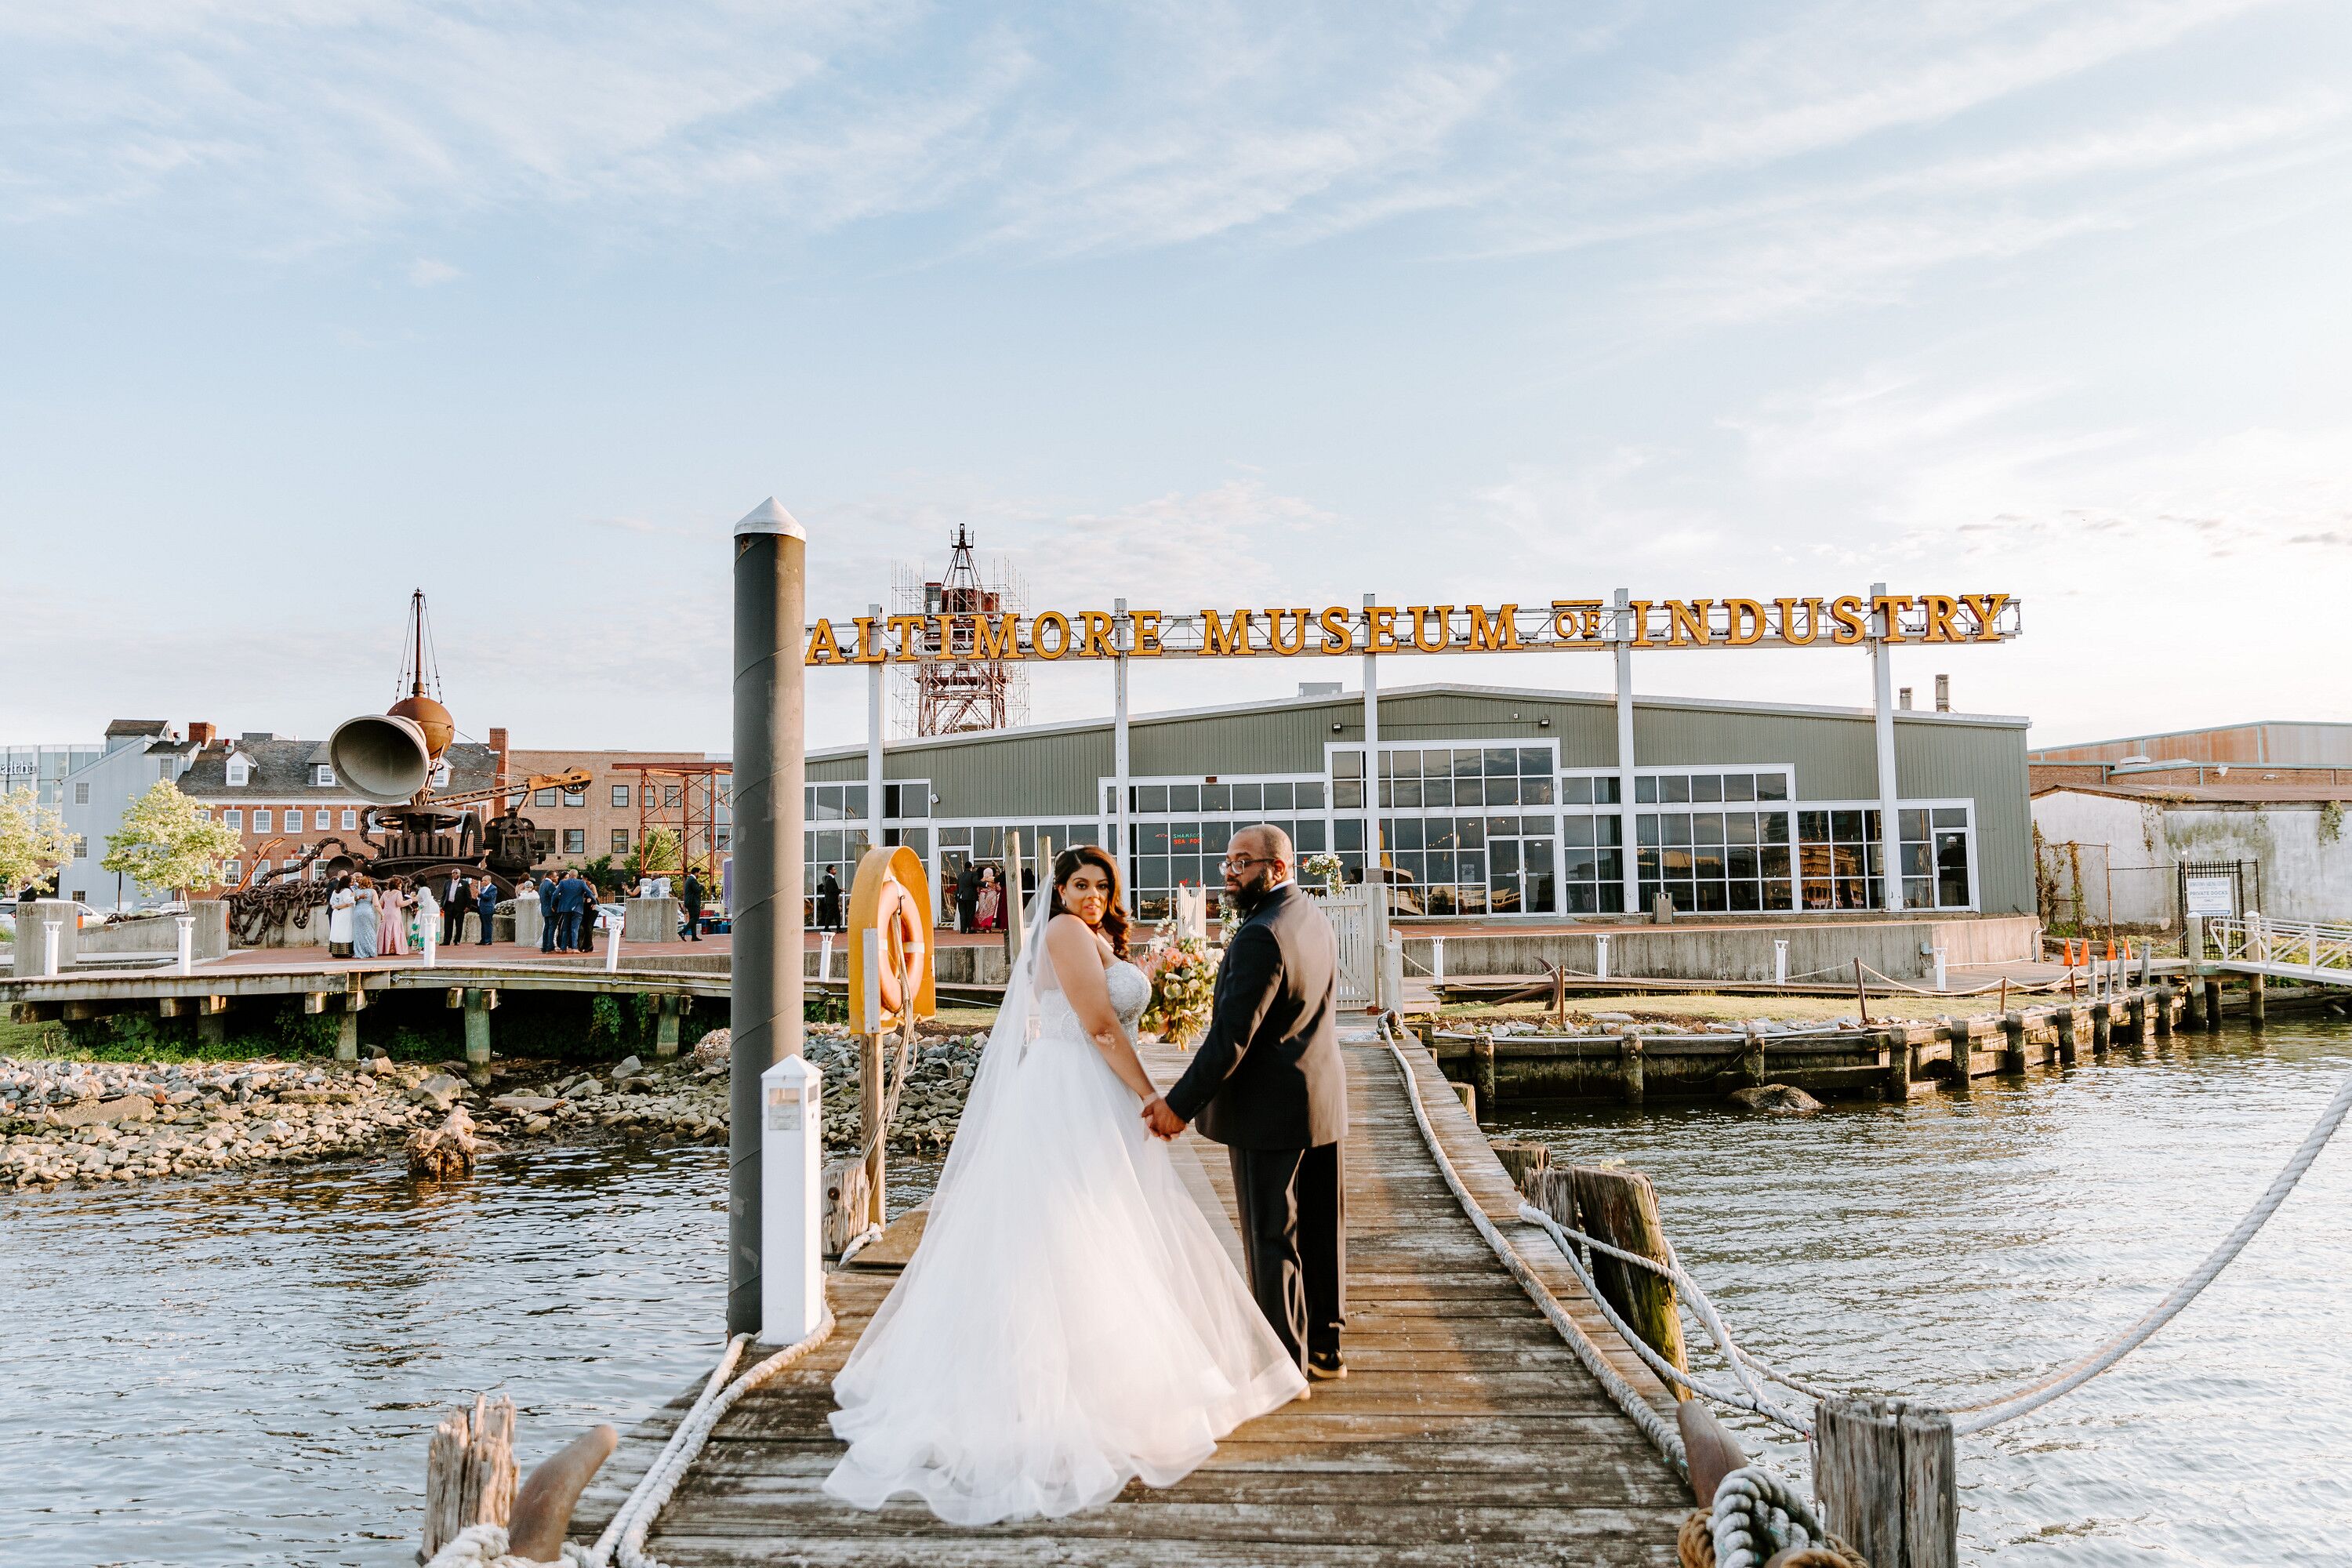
[808,680,2030,761]
[2027,718,2352,757]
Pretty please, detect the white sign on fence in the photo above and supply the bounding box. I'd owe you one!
[2183,876,2236,919]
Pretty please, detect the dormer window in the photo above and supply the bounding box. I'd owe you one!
[225,756,251,787]
[314,764,336,787]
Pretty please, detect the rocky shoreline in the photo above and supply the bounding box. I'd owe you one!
[1,1027,989,1192]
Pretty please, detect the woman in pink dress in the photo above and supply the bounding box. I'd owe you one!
[379,878,411,956]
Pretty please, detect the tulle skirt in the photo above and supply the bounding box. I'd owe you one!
[822,1029,1306,1523]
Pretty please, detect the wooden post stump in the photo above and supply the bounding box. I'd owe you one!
[2053,1007,2077,1067]
[859,1029,887,1227]
[1882,1029,1910,1102]
[1472,1033,1497,1120]
[1813,1396,1956,1568]
[1492,1141,1549,1192]
[1566,1166,1688,1399]
[2249,971,2266,1026]
[2090,1000,2111,1054]
[1739,1029,1766,1088]
[2154,983,2174,1040]
[2000,1012,2027,1073]
[2203,977,2223,1030]
[1617,1034,1644,1105]
[1454,1080,1476,1120]
[462,989,495,1084]
[822,1157,872,1256]
[336,1009,360,1063]
[655,994,683,1058]
[423,1393,517,1561]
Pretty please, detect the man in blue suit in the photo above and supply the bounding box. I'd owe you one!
[538,871,561,953]
[554,869,587,953]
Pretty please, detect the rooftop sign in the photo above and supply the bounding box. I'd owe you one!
[805,593,2018,666]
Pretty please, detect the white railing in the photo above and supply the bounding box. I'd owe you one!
[2203,913,2352,980]
[1312,885,1379,1008]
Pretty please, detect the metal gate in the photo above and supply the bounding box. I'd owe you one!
[1313,886,1378,1008]
[2176,859,2259,927]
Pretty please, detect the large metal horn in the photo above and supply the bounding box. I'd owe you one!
[328,714,433,804]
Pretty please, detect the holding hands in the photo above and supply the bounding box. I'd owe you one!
[1140,1095,1186,1141]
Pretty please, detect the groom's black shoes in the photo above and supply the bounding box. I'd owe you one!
[1307,1349,1347,1382]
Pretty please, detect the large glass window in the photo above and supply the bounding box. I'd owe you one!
[1639,805,1792,914]
[930,822,1100,924]
[1560,814,1626,914]
[1796,809,1878,910]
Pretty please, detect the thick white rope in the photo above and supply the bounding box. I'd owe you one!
[1512,1202,1814,1436]
[574,1312,837,1568]
[1372,1016,1688,1473]
[1947,1054,2352,1432]
[1501,1044,2352,1437]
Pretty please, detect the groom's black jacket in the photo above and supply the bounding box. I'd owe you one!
[1164,882,1347,1149]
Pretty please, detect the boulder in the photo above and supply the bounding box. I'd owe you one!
[52,1096,156,1128]
[411,1073,465,1110]
[1726,1083,1824,1116]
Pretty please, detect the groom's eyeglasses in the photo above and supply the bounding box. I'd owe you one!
[1220,855,1276,872]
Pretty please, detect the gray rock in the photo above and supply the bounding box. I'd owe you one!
[1726,1083,1824,1116]
[412,1073,465,1109]
[612,1056,644,1081]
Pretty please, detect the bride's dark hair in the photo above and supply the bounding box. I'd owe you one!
[1050,844,1130,957]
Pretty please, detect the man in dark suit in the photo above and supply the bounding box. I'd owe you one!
[537,872,561,953]
[953,860,980,934]
[1145,824,1348,1385]
[474,877,498,945]
[447,875,476,945]
[553,869,587,952]
[681,870,704,940]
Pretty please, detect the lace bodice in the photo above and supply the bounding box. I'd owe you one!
[1036,957,1150,1041]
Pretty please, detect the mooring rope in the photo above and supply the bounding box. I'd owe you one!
[1487,1034,2352,1438]
[1370,1014,1689,1472]
[572,1313,837,1568]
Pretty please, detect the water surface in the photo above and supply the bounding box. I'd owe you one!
[1497,1018,2352,1565]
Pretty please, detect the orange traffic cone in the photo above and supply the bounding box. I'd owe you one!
[2105,938,2116,962]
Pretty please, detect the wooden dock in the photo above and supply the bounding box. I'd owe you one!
[570,1036,1692,1565]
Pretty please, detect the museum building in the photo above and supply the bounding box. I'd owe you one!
[802,681,2033,927]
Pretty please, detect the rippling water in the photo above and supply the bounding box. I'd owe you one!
[1497,1018,2352,1566]
[7,1025,2347,1566]
[0,1138,942,1568]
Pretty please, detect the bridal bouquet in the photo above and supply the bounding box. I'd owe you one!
[1141,936,1219,1047]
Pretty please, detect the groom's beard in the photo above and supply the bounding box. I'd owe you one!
[1229,873,1278,916]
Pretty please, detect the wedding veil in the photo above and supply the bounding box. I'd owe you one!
[923,888,1055,1229]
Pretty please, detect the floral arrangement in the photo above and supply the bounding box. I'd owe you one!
[1302,851,1345,893]
[1142,937,1220,1047]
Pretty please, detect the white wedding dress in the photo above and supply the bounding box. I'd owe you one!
[822,949,1307,1524]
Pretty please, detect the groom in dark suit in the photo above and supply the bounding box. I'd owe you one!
[1144,824,1348,1385]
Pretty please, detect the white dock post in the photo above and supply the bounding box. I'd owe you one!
[760,1053,825,1344]
[605,909,622,974]
[818,931,834,982]
[1594,931,1611,982]
[1430,935,1446,984]
[176,914,196,975]
[1773,938,1788,985]
[42,919,61,977]
[1932,946,1947,992]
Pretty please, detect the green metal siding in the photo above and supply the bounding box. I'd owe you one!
[804,685,2032,915]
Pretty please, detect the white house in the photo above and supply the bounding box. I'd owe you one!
[56,720,209,909]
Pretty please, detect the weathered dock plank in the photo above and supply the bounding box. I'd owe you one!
[572,1039,1689,1564]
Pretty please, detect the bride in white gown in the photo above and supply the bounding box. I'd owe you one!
[823,845,1307,1524]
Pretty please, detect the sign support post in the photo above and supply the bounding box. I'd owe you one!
[1871,580,1905,913]
[1614,589,1640,917]
[1113,597,1131,867]
[866,601,885,858]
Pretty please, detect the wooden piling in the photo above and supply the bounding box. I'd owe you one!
[2090,1000,2111,1054]
[1882,1029,1911,1102]
[2053,1006,2078,1067]
[1618,1033,1645,1104]
[820,1158,870,1257]
[654,994,682,1058]
[2000,1011,2027,1073]
[859,1029,887,1226]
[1566,1166,1689,1400]
[2249,971,2267,1026]
[1492,1141,1550,1191]
[423,1393,517,1561]
[1738,1027,1766,1088]
[462,989,495,1084]
[1944,1018,1973,1094]
[1454,1080,1475,1120]
[1472,1033,1497,1120]
[2203,977,2223,1030]
[2154,983,2174,1040]
[1813,1396,1957,1568]
[2183,976,2206,1029]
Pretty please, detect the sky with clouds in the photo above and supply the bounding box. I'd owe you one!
[7,0,2349,754]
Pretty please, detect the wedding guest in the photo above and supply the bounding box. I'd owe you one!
[326,876,357,957]
[379,878,410,956]
[350,876,380,960]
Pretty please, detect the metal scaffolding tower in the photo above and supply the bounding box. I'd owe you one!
[891,527,1029,737]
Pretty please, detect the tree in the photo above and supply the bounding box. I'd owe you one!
[0,787,77,898]
[103,779,244,898]
[637,826,682,876]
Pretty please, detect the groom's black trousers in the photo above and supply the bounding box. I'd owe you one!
[1229,1142,1346,1367]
